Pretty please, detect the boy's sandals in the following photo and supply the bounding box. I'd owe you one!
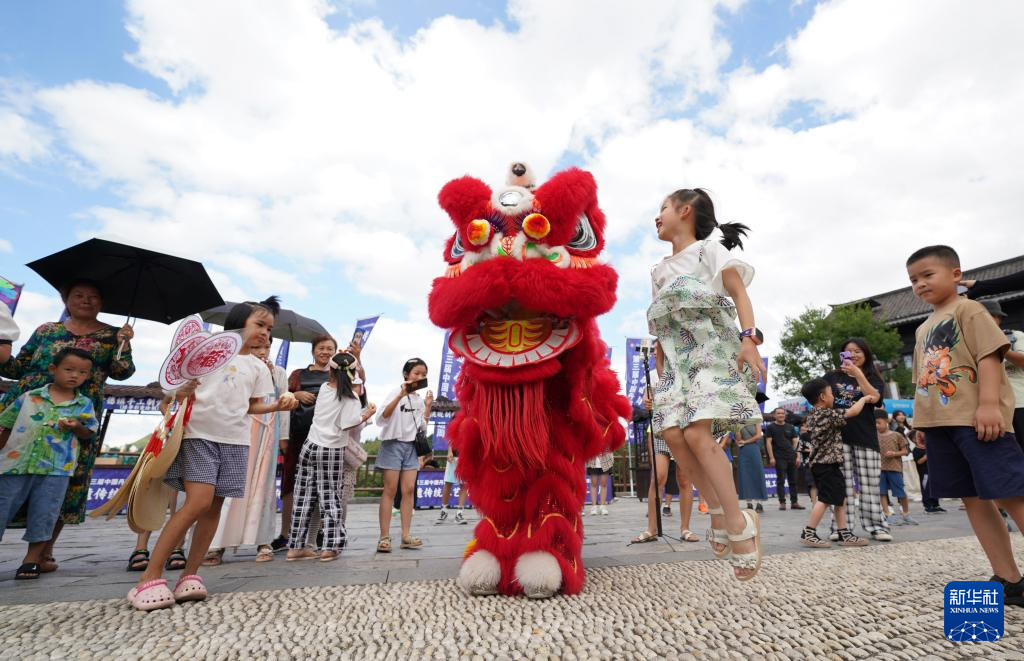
[165,548,187,571]
[376,537,392,553]
[319,550,340,562]
[128,579,176,611]
[706,507,731,558]
[680,529,700,543]
[255,546,275,562]
[400,536,424,550]
[726,510,762,582]
[630,530,658,544]
[127,549,150,572]
[201,548,224,567]
[285,549,318,561]
[15,562,41,580]
[39,555,58,573]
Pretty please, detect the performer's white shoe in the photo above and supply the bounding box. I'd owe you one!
[457,550,501,596]
[515,551,562,599]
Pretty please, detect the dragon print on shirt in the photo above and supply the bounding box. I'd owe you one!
[916,317,978,406]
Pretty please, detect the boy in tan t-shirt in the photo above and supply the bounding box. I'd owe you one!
[907,244,1024,608]
[875,410,915,526]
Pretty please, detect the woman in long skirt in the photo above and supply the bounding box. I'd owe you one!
[736,422,767,512]
[205,343,290,564]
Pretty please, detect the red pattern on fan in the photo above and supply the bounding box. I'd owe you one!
[159,332,210,391]
[428,167,631,597]
[180,333,243,380]
[170,315,204,350]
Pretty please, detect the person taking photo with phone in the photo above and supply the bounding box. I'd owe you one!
[822,338,889,542]
[374,358,433,553]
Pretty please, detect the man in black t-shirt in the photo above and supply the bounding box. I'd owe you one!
[765,408,804,510]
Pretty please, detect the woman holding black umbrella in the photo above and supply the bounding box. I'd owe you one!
[0,279,136,571]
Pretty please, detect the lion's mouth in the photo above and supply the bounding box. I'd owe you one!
[449,302,581,368]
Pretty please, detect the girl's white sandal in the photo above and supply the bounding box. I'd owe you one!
[726,510,762,582]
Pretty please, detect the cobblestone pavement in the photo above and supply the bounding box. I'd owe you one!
[0,498,988,605]
[2,536,1023,659]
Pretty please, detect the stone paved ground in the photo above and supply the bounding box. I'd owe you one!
[3,500,1024,658]
[0,498,989,605]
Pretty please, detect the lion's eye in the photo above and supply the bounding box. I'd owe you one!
[450,233,465,260]
[566,213,597,251]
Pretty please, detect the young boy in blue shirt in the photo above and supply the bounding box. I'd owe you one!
[907,245,1024,606]
[0,347,98,580]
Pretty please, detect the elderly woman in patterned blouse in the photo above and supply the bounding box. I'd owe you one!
[0,279,136,572]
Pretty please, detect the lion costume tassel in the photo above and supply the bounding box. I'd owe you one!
[428,163,631,598]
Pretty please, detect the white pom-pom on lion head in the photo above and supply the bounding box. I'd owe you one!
[506,161,536,189]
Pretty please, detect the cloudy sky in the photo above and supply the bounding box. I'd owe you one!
[2,0,1022,446]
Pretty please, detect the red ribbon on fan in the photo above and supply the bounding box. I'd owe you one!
[141,398,194,457]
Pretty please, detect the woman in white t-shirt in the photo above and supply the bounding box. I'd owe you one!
[374,358,433,553]
[287,351,375,562]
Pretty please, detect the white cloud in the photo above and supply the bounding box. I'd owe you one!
[0,238,12,253]
[0,107,50,162]
[29,0,736,306]
[598,0,1024,397]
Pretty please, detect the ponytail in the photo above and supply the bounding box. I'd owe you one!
[666,188,750,250]
[328,351,358,401]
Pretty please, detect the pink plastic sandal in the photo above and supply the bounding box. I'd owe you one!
[127,579,175,611]
[173,574,208,602]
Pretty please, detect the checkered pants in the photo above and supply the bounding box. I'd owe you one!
[830,444,888,535]
[288,443,347,551]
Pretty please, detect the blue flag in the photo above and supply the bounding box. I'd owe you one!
[351,315,381,349]
[275,340,290,369]
[431,330,463,451]
[0,275,22,315]
[625,338,655,444]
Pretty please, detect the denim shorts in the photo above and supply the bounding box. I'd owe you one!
[0,474,70,543]
[164,438,249,498]
[924,427,1024,500]
[375,440,419,472]
[879,470,906,499]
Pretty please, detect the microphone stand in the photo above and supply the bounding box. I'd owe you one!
[627,342,680,546]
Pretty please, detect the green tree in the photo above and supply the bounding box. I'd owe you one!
[774,304,909,396]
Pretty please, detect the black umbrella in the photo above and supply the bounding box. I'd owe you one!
[27,238,225,324]
[200,302,329,342]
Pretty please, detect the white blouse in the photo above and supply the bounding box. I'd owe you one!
[650,238,754,300]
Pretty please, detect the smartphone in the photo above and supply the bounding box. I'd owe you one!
[839,351,853,363]
[406,378,429,393]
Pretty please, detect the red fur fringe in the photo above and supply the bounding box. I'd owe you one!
[474,380,549,468]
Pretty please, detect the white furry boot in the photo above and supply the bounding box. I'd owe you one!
[514,551,562,599]
[457,550,501,596]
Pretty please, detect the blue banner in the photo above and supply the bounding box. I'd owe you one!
[431,330,463,451]
[86,466,132,512]
[275,340,290,368]
[351,315,381,349]
[625,338,655,444]
[415,471,473,508]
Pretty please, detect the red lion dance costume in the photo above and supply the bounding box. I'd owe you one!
[428,164,631,598]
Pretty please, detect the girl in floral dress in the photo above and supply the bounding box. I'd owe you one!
[648,188,765,581]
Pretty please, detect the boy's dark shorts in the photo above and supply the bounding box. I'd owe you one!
[810,463,846,506]
[924,426,1024,500]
